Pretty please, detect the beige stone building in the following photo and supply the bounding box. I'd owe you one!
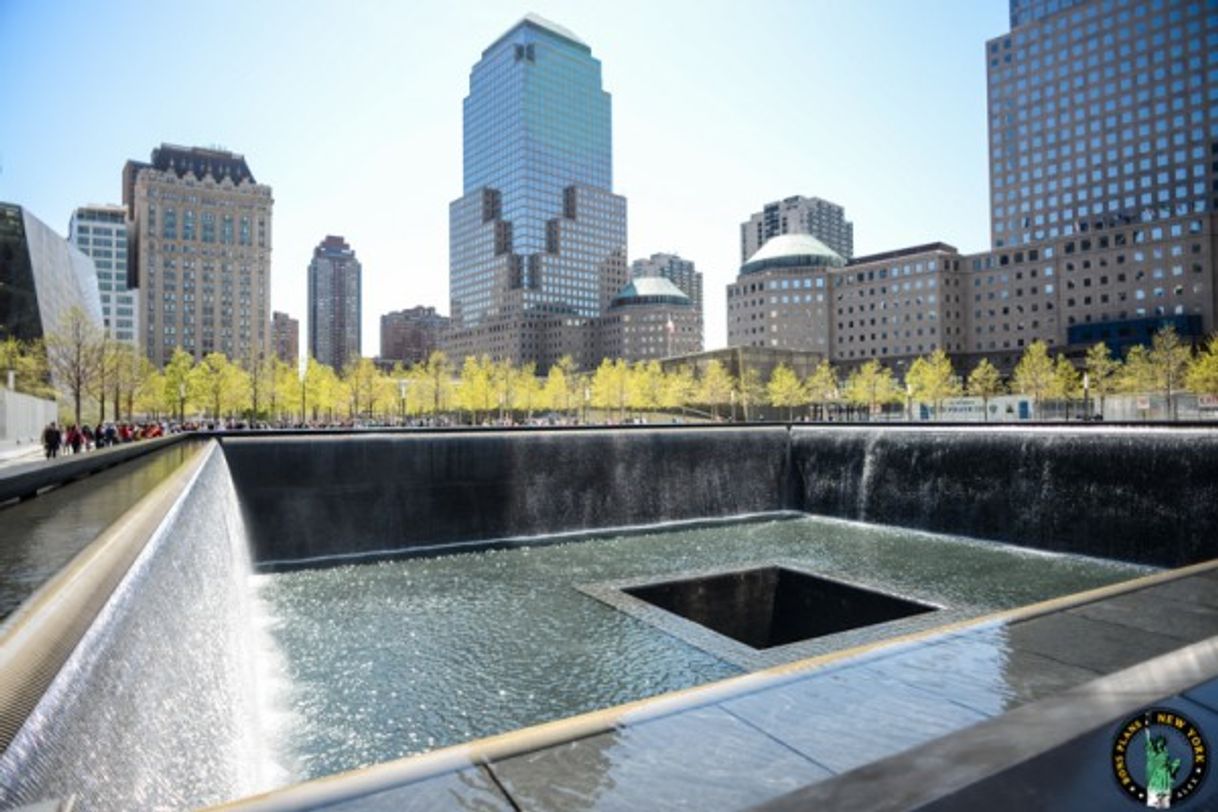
[598,277,702,362]
[727,234,845,355]
[727,212,1216,374]
[123,144,273,367]
[967,212,1216,371]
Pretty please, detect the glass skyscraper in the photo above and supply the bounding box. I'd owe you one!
[447,14,627,369]
[988,0,1216,249]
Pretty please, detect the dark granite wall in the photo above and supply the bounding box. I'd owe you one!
[221,428,794,565]
[790,426,1218,567]
[220,426,1218,569]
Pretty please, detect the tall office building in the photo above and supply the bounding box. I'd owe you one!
[445,14,628,370]
[1008,0,1088,27]
[307,235,362,370]
[271,310,299,366]
[988,0,1216,249]
[741,196,854,262]
[68,205,136,344]
[123,144,273,367]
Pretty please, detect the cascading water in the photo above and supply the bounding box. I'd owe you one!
[0,445,292,810]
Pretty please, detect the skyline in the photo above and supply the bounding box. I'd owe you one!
[0,0,1006,355]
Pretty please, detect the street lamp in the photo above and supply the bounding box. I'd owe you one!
[583,385,591,425]
[398,378,407,426]
[178,382,186,424]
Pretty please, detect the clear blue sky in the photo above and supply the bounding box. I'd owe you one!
[0,0,1008,353]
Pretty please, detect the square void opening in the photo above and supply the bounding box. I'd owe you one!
[624,566,937,650]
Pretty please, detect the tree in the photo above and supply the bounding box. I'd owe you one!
[492,359,520,418]
[87,335,119,423]
[805,360,839,420]
[629,360,664,417]
[344,357,379,419]
[735,366,764,421]
[1050,355,1081,417]
[1083,342,1120,417]
[1149,326,1192,420]
[843,360,902,418]
[108,343,151,423]
[966,359,1004,421]
[162,348,197,421]
[1120,345,1158,396]
[420,351,455,416]
[661,364,696,414]
[456,356,495,423]
[135,368,166,418]
[542,362,570,416]
[269,359,299,423]
[0,336,54,398]
[590,358,630,421]
[44,306,103,427]
[1012,340,1055,414]
[767,364,806,421]
[698,360,733,420]
[552,355,581,416]
[369,366,397,421]
[906,349,961,417]
[190,352,249,420]
[301,358,338,421]
[1185,335,1218,397]
[243,352,275,422]
[515,362,541,418]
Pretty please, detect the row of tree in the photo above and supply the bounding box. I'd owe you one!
[5,309,1218,425]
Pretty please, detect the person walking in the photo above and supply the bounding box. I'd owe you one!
[67,424,83,455]
[42,422,61,459]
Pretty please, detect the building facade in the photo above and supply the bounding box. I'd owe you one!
[727,234,847,355]
[272,310,299,366]
[445,15,628,371]
[741,196,854,263]
[123,144,273,367]
[598,277,702,361]
[728,213,1216,373]
[307,235,362,370]
[0,203,104,344]
[725,0,1218,374]
[380,306,450,366]
[631,253,703,313]
[68,205,136,344]
[988,0,1216,249]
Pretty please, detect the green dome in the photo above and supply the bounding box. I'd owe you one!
[610,277,691,308]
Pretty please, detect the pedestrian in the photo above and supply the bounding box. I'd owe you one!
[68,424,83,455]
[42,422,61,459]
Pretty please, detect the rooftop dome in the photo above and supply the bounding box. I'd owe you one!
[610,277,691,308]
[740,233,845,275]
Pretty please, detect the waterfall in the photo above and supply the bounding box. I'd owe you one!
[0,444,290,810]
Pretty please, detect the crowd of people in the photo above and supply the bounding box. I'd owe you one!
[40,421,167,459]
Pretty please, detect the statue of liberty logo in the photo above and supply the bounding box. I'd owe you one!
[1145,729,1182,809]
